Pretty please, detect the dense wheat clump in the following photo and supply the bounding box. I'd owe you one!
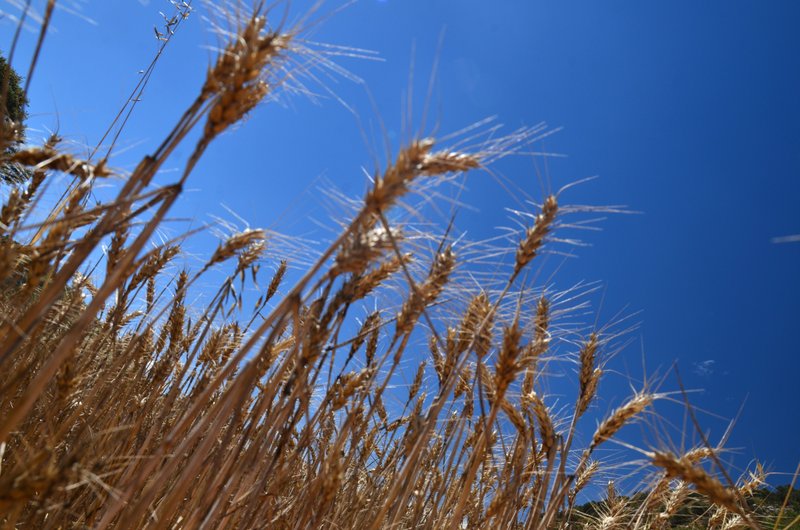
[0,2,794,530]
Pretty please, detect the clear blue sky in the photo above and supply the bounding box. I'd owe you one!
[5,0,799,485]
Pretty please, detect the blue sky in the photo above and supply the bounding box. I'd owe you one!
[5,0,799,486]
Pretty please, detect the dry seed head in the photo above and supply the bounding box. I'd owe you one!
[479,361,497,405]
[738,463,765,496]
[205,81,269,138]
[265,259,287,302]
[334,225,398,276]
[418,150,481,176]
[23,170,47,204]
[426,246,456,300]
[401,398,426,456]
[454,364,473,398]
[685,446,715,464]
[129,245,180,290]
[365,316,380,367]
[262,336,295,368]
[199,327,227,364]
[385,418,404,433]
[106,218,130,279]
[569,460,600,504]
[331,370,370,411]
[353,252,411,300]
[202,14,292,139]
[349,311,381,360]
[119,310,144,328]
[521,367,535,396]
[577,368,602,418]
[375,396,388,424]
[72,272,97,299]
[460,292,493,357]
[518,300,549,392]
[56,356,77,404]
[408,361,426,401]
[578,333,598,405]
[642,474,671,514]
[652,451,743,515]
[527,391,556,458]
[206,229,265,270]
[395,246,455,336]
[591,392,652,449]
[513,194,558,278]
[237,240,266,272]
[0,188,23,231]
[576,333,601,418]
[494,319,523,395]
[606,480,619,508]
[597,514,622,530]
[442,411,459,440]
[32,181,91,263]
[522,447,542,484]
[146,276,156,312]
[462,386,474,416]
[319,452,345,508]
[652,481,690,530]
[364,139,480,219]
[430,331,446,382]
[163,271,189,351]
[365,139,432,214]
[300,297,326,364]
[10,147,112,178]
[485,490,507,520]
[709,506,727,528]
[533,295,550,348]
[499,398,527,436]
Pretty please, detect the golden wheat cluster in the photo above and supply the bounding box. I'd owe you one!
[0,2,793,529]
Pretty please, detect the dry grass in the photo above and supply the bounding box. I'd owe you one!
[0,2,789,529]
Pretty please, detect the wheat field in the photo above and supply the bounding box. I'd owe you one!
[0,2,796,529]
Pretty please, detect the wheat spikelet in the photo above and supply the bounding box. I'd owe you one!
[569,460,599,506]
[353,252,410,301]
[105,220,130,280]
[525,391,556,459]
[499,398,527,436]
[652,451,744,516]
[494,318,522,395]
[0,168,44,235]
[331,369,370,411]
[408,361,426,402]
[363,139,481,222]
[576,333,599,418]
[201,12,292,140]
[9,147,112,178]
[236,239,265,273]
[262,258,287,302]
[205,228,265,271]
[127,245,180,291]
[457,292,492,356]
[512,194,557,279]
[395,246,455,336]
[738,462,765,497]
[333,225,397,276]
[591,392,652,449]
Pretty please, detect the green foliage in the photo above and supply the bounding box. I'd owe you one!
[0,52,28,125]
[1,51,31,185]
